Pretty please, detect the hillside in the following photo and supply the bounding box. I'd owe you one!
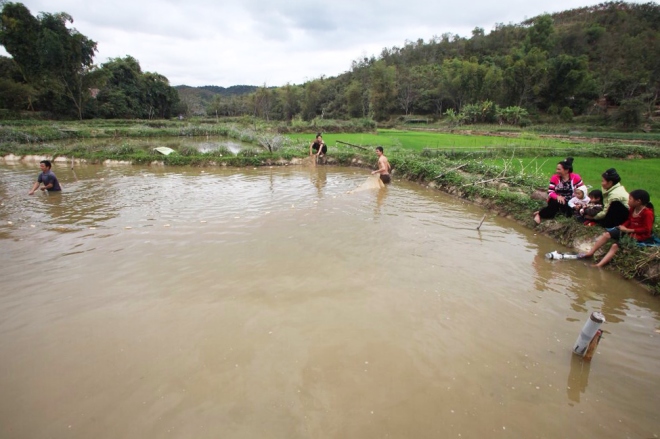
[175,85,258,116]
[182,1,659,127]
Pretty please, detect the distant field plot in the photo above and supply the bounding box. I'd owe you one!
[288,130,601,153]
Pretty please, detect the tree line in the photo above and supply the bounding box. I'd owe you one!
[0,2,181,119]
[201,1,659,128]
[0,1,658,126]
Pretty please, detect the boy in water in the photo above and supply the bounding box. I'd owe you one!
[28,160,61,195]
[371,146,391,184]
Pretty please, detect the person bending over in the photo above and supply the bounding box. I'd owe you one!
[309,133,327,158]
[28,160,61,195]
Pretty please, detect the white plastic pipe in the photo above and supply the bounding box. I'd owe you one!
[545,251,579,260]
[573,312,605,356]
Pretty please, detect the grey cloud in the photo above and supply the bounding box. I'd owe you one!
[6,0,650,86]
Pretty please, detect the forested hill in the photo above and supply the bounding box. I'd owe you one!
[175,85,258,115]
[206,1,660,126]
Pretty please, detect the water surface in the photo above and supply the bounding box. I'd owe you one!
[1,163,659,439]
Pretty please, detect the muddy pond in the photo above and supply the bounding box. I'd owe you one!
[0,162,659,439]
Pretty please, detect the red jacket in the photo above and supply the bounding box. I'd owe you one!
[622,206,655,241]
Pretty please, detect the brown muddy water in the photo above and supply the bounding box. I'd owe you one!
[1,163,659,439]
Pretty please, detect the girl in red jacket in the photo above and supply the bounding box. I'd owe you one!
[579,189,655,267]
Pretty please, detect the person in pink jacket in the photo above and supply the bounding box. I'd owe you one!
[534,157,583,224]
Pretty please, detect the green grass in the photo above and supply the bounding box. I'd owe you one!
[289,129,660,204]
[287,129,628,153]
[485,156,660,202]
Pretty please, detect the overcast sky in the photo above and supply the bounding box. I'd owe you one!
[0,0,645,87]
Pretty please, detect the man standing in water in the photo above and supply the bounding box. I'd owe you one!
[371,146,391,184]
[28,160,61,195]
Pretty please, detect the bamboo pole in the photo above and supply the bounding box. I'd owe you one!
[584,329,603,361]
[476,214,486,230]
[336,140,368,150]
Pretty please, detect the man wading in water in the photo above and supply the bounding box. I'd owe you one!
[28,160,62,195]
[371,146,391,184]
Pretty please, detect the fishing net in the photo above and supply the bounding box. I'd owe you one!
[349,175,385,193]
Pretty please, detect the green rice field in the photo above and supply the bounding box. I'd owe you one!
[288,129,596,151]
[288,130,660,202]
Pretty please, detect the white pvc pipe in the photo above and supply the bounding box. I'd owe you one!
[545,251,579,260]
[573,312,605,356]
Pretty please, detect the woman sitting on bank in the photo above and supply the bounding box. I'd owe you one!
[534,157,583,224]
[583,168,629,228]
[579,189,655,267]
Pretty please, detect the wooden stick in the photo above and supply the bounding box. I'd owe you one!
[584,329,603,361]
[336,140,368,150]
[434,163,467,179]
[461,176,513,187]
[71,156,78,181]
[477,214,486,230]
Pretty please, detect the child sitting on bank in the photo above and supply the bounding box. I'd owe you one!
[579,189,655,267]
[579,189,603,223]
[568,186,590,213]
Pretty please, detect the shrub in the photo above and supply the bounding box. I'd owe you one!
[560,107,574,122]
[612,99,644,130]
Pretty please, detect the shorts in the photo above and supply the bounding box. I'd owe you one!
[312,145,327,154]
[606,227,622,240]
[380,174,391,184]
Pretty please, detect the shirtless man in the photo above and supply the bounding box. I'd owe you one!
[28,160,62,195]
[371,146,391,184]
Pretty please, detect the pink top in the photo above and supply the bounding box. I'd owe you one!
[547,173,583,200]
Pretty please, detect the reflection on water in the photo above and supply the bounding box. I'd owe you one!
[567,353,592,404]
[1,163,659,439]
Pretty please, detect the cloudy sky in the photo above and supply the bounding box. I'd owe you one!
[1,0,643,87]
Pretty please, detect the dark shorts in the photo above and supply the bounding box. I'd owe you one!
[312,145,327,154]
[380,174,391,184]
[606,227,622,240]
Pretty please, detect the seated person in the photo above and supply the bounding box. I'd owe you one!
[579,189,603,224]
[533,157,583,224]
[568,186,590,213]
[583,168,628,228]
[579,189,655,267]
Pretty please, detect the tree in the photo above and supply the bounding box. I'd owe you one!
[396,66,418,115]
[94,56,144,118]
[368,61,396,120]
[37,12,97,119]
[143,72,179,119]
[503,48,548,108]
[0,3,98,118]
[542,54,598,112]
